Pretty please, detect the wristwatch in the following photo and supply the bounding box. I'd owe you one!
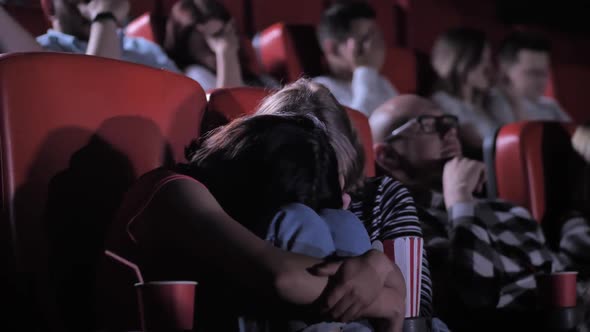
[92,12,117,24]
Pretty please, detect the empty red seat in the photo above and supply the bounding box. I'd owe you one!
[488,121,579,223]
[4,4,50,36]
[205,87,376,176]
[0,52,206,330]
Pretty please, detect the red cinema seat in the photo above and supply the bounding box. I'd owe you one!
[0,53,206,330]
[551,64,590,123]
[125,12,158,43]
[204,87,376,177]
[256,23,417,93]
[489,121,580,224]
[4,4,50,36]
[256,23,325,83]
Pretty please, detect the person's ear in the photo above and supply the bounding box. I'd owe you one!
[374,142,401,174]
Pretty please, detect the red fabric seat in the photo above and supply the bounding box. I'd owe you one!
[551,64,590,123]
[491,121,580,223]
[0,52,206,330]
[256,22,417,93]
[4,4,50,36]
[125,12,158,43]
[204,87,376,177]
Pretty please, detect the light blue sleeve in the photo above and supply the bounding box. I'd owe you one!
[185,64,218,92]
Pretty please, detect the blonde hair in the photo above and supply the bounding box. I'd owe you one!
[256,79,366,192]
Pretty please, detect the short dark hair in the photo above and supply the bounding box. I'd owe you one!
[182,114,343,231]
[317,1,376,43]
[498,31,551,65]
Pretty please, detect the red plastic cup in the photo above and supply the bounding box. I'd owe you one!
[135,281,198,331]
[536,272,578,308]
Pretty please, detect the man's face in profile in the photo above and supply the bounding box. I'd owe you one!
[505,49,550,101]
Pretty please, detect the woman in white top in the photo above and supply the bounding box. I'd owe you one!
[430,28,497,159]
[163,0,277,91]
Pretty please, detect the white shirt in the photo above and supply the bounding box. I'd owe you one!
[37,29,180,73]
[489,88,571,125]
[313,66,398,117]
[431,91,498,140]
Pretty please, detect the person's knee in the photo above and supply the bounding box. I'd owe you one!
[266,203,336,257]
[319,209,372,256]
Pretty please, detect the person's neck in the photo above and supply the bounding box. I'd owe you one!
[327,62,353,81]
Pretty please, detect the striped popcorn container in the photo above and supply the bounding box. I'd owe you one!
[383,237,423,317]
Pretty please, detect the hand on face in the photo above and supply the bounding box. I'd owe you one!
[77,0,129,24]
[203,20,240,56]
[342,32,385,71]
[442,157,486,209]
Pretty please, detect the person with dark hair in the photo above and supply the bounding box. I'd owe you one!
[491,31,571,123]
[430,28,496,158]
[182,113,405,331]
[0,1,179,71]
[313,1,397,117]
[164,0,278,90]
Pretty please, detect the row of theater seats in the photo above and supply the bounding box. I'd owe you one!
[0,51,582,329]
[5,1,590,122]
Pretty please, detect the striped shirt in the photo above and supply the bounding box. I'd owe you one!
[416,190,590,311]
[350,176,434,317]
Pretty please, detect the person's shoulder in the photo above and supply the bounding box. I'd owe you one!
[312,75,336,86]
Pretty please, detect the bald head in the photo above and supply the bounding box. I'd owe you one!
[369,95,441,143]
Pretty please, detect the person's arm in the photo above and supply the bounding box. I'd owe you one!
[558,213,590,275]
[311,249,404,326]
[77,0,129,59]
[139,177,330,304]
[0,5,44,53]
[204,21,244,88]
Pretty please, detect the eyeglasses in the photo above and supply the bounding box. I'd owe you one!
[385,115,459,141]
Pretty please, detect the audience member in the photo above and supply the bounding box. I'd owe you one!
[370,95,590,330]
[185,113,404,331]
[430,28,496,157]
[164,0,278,91]
[255,79,450,331]
[314,1,397,117]
[0,0,178,71]
[492,31,571,123]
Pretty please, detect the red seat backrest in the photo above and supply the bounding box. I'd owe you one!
[204,87,376,177]
[382,47,418,93]
[493,121,579,223]
[4,4,50,36]
[0,53,206,330]
[551,64,590,123]
[125,12,157,43]
[250,0,323,32]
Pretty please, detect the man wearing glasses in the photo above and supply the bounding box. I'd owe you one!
[369,95,590,331]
